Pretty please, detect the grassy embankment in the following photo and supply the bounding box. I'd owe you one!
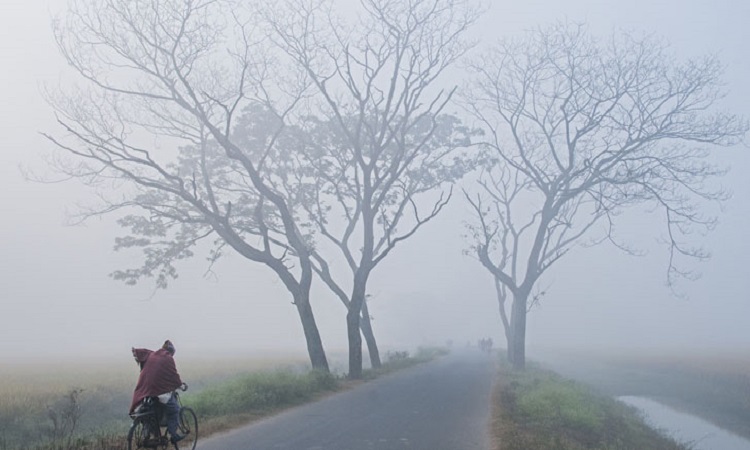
[491,356,690,450]
[540,351,750,442]
[1,347,446,450]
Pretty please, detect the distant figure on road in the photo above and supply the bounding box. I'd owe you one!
[130,340,188,444]
[478,338,493,353]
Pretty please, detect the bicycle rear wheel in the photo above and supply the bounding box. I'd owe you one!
[176,407,198,450]
[127,419,150,450]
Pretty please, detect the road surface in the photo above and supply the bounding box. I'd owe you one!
[198,350,495,450]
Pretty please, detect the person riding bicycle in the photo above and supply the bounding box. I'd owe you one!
[129,340,188,444]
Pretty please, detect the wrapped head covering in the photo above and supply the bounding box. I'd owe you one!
[162,340,176,355]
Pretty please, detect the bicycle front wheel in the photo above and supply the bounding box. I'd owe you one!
[176,407,198,450]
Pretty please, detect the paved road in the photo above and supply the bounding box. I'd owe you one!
[198,350,495,450]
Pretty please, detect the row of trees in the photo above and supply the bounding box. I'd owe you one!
[45,0,746,373]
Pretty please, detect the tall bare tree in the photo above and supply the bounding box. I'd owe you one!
[234,106,386,368]
[463,23,747,369]
[294,112,475,374]
[263,0,479,378]
[45,0,331,370]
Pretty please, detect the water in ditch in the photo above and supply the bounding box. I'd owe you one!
[618,396,750,450]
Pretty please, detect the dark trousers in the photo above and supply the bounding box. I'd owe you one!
[163,393,180,437]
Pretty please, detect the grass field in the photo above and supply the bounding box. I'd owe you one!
[0,353,318,449]
[0,348,444,450]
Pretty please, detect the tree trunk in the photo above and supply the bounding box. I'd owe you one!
[309,259,381,368]
[347,273,368,379]
[293,290,329,372]
[360,299,381,368]
[509,292,528,370]
[494,279,513,363]
[347,306,363,379]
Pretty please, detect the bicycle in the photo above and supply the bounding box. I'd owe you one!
[127,389,198,450]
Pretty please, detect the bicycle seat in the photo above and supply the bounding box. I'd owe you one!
[130,397,159,418]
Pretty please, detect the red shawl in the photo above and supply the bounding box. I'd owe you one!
[129,348,183,413]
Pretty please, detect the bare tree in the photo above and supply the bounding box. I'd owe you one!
[295,111,475,374]
[45,0,330,371]
[263,0,480,378]
[233,105,387,368]
[463,23,747,369]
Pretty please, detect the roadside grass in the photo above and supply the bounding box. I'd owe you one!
[2,348,445,450]
[186,369,339,437]
[492,357,689,450]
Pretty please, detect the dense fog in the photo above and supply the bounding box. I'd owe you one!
[1,0,748,365]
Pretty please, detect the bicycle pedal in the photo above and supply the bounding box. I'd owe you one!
[144,438,161,447]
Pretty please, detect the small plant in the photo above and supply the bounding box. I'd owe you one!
[386,351,410,362]
[47,388,84,450]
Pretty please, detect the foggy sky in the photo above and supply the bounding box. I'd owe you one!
[1,0,748,364]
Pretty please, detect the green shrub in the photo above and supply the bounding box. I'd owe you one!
[516,377,604,432]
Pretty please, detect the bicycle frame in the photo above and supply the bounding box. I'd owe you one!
[128,392,197,450]
[129,398,168,448]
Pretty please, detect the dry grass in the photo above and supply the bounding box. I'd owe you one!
[0,355,310,449]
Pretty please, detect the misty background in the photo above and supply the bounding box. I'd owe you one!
[1,0,748,363]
